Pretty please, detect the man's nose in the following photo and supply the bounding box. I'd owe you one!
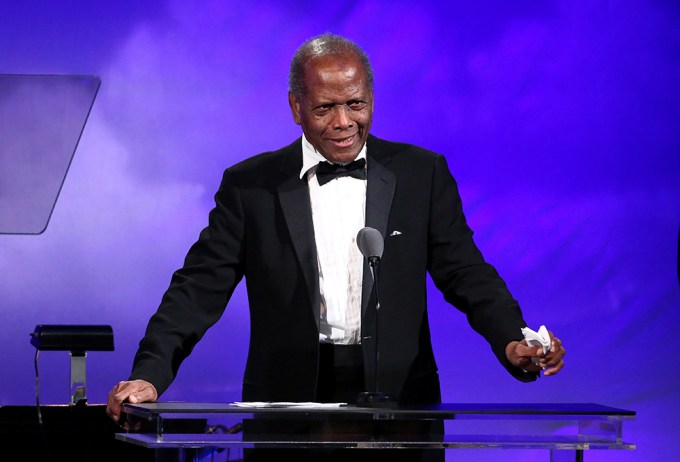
[331,105,352,129]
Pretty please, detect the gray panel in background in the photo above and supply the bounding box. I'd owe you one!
[0,74,100,234]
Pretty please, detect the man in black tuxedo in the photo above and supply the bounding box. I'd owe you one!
[107,33,565,460]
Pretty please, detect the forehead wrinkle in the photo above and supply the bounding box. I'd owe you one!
[311,82,368,105]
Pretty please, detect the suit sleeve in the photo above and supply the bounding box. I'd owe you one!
[426,154,537,382]
[129,169,247,395]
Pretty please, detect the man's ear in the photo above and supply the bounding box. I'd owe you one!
[288,92,301,125]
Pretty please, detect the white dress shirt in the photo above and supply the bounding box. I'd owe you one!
[299,134,367,344]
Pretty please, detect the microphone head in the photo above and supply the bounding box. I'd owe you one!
[357,227,384,260]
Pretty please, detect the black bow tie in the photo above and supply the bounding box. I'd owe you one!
[315,158,366,186]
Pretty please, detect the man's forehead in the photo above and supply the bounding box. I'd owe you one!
[302,58,371,97]
[307,82,371,103]
[316,64,361,81]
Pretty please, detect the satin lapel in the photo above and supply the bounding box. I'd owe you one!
[277,143,321,330]
[362,152,396,317]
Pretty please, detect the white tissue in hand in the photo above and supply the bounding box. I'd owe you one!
[521,325,550,354]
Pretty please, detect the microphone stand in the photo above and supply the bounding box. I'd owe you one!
[356,256,396,407]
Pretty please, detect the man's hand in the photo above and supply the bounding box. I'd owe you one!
[106,379,158,430]
[506,331,566,376]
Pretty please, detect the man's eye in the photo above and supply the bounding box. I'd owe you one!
[313,105,333,115]
[348,102,366,110]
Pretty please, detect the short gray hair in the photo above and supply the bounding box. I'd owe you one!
[288,33,374,99]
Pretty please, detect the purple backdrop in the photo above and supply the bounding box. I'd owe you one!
[2,1,678,461]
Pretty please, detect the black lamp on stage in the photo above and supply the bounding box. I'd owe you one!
[30,324,114,406]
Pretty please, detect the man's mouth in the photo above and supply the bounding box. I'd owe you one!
[328,134,356,146]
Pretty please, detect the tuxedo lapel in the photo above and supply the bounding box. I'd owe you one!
[277,140,321,330]
[362,139,396,317]
[365,156,396,240]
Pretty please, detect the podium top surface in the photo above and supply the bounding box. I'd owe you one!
[117,402,637,452]
[122,402,636,419]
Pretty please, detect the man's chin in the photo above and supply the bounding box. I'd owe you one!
[321,144,363,163]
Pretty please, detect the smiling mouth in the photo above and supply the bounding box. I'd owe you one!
[328,134,356,146]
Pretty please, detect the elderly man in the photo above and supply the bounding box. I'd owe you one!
[107,33,565,461]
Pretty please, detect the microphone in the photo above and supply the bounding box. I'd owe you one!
[355,227,395,407]
[357,227,384,267]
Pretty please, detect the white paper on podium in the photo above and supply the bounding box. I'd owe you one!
[231,402,347,408]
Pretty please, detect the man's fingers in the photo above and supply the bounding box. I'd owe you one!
[542,359,565,376]
[106,381,141,422]
[125,381,159,407]
[517,340,543,358]
[539,336,566,375]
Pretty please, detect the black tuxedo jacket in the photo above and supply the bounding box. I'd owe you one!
[130,134,536,403]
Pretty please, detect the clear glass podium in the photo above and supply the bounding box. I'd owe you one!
[116,402,635,461]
